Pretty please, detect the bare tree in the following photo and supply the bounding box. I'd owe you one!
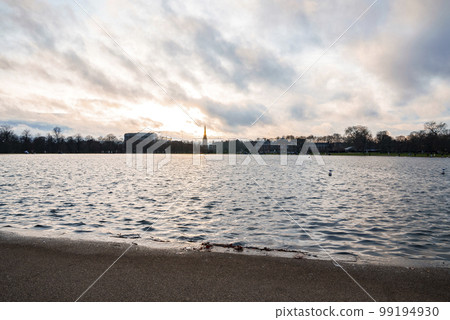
[75,134,83,153]
[425,121,447,135]
[376,131,393,153]
[1,125,19,153]
[21,129,31,140]
[0,125,14,142]
[52,127,63,152]
[345,125,372,152]
[20,129,32,151]
[53,127,62,141]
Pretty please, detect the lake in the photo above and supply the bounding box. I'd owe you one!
[0,154,449,265]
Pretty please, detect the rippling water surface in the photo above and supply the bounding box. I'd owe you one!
[1,154,449,265]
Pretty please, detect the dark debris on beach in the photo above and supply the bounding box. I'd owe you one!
[199,241,311,257]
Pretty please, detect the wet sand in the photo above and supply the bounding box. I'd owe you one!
[0,232,449,301]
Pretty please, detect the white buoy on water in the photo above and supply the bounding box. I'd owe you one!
[329,170,333,176]
[442,169,446,175]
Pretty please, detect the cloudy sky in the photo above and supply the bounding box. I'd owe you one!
[1,0,449,140]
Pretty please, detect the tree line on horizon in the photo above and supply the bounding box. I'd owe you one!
[0,121,449,155]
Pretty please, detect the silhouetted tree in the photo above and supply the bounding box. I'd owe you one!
[46,134,55,153]
[424,121,448,153]
[424,121,447,135]
[376,131,393,153]
[32,135,46,153]
[52,127,63,152]
[0,125,18,153]
[345,125,372,152]
[20,129,32,152]
[65,136,77,153]
[74,134,83,153]
[103,134,118,153]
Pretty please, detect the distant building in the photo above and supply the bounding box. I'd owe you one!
[260,140,275,154]
[124,132,159,153]
[330,142,345,153]
[315,142,330,153]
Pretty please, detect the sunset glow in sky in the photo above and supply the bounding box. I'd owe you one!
[1,0,450,139]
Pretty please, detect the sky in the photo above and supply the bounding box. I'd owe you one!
[1,0,450,140]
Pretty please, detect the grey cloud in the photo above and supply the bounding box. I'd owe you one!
[172,17,296,91]
[0,57,14,70]
[331,91,353,102]
[361,105,380,119]
[0,53,68,84]
[250,0,321,52]
[2,119,72,134]
[0,0,78,52]
[63,50,118,93]
[356,1,450,103]
[162,40,189,58]
[193,97,272,129]
[290,105,305,119]
[0,1,158,103]
[0,94,163,137]
[50,49,154,102]
[0,94,72,117]
[289,104,316,120]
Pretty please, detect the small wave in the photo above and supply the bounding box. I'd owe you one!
[137,219,152,225]
[62,222,86,227]
[63,202,76,207]
[408,243,430,249]
[357,239,383,246]
[49,209,64,218]
[113,233,141,239]
[177,235,205,242]
[34,224,52,229]
[49,213,64,218]
[405,231,431,237]
[325,235,353,241]
[138,196,156,202]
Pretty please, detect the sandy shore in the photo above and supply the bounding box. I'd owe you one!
[0,232,449,302]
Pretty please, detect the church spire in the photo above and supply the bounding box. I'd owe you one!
[202,125,207,146]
